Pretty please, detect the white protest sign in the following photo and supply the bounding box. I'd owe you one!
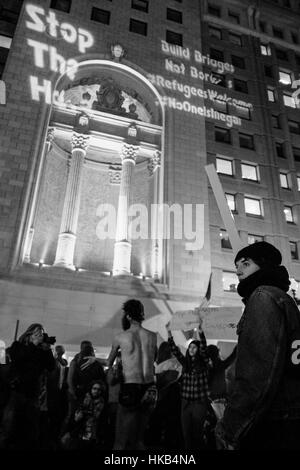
[169,305,242,335]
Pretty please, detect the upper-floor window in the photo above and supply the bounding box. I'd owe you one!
[210,48,224,62]
[131,0,149,13]
[91,7,111,24]
[267,87,276,102]
[259,21,266,33]
[0,46,9,79]
[293,146,300,162]
[248,234,264,244]
[223,272,238,292]
[276,142,286,158]
[50,0,71,13]
[215,127,231,144]
[216,156,233,175]
[279,70,292,85]
[234,78,248,94]
[273,26,284,39]
[166,30,182,46]
[264,65,273,78]
[220,229,232,249]
[130,18,148,36]
[167,8,182,23]
[226,193,236,211]
[284,206,294,223]
[275,48,288,61]
[208,4,221,17]
[283,93,296,108]
[209,26,222,39]
[290,241,299,260]
[272,114,280,128]
[239,133,254,149]
[231,55,245,69]
[212,72,226,87]
[241,163,259,181]
[228,10,240,24]
[291,32,299,44]
[244,197,263,216]
[288,120,300,134]
[235,105,251,120]
[260,43,271,56]
[279,172,289,188]
[229,32,242,46]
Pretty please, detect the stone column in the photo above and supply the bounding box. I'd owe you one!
[23,127,55,263]
[113,143,139,275]
[54,132,89,269]
[148,150,161,280]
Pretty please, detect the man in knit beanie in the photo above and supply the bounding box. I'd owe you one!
[215,241,300,450]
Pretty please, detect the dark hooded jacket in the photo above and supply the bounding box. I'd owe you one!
[222,266,300,445]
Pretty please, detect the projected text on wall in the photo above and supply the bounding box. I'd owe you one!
[147,40,254,127]
[26,4,94,104]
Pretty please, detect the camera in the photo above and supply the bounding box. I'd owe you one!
[42,332,56,345]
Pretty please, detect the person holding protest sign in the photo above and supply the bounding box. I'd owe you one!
[166,319,210,450]
[215,241,300,450]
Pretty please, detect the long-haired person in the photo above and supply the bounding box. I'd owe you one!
[166,321,210,450]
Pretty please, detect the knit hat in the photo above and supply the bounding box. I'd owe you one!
[234,241,282,267]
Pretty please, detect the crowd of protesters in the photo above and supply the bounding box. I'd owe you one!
[0,241,300,451]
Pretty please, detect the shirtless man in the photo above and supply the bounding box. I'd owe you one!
[107,299,157,450]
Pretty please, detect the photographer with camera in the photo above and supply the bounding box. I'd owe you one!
[0,323,55,449]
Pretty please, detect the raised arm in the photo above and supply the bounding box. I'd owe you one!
[166,322,185,365]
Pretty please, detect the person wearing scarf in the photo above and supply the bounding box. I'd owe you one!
[215,241,300,450]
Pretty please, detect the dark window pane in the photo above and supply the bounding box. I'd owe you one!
[228,10,240,24]
[273,27,284,39]
[209,26,222,39]
[166,30,182,46]
[91,8,110,24]
[264,65,273,77]
[50,0,71,13]
[131,0,149,13]
[239,133,254,149]
[288,120,300,134]
[229,32,242,46]
[0,46,9,78]
[293,147,300,162]
[231,55,245,69]
[276,142,285,158]
[275,48,288,61]
[290,242,299,260]
[234,78,248,93]
[211,72,226,87]
[130,18,147,36]
[210,48,224,61]
[167,8,182,23]
[208,4,221,17]
[215,127,231,143]
[272,115,280,128]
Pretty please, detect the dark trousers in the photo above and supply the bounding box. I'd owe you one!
[181,399,208,450]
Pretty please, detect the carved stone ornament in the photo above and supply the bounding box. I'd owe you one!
[71,132,90,152]
[109,166,122,185]
[147,150,161,176]
[111,43,125,61]
[92,78,126,115]
[128,124,138,138]
[121,143,139,163]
